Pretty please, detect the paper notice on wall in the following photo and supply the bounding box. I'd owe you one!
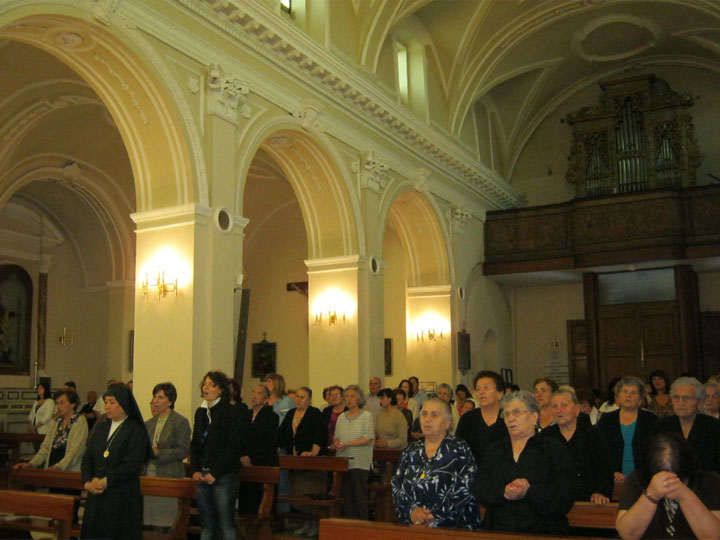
[545,347,570,385]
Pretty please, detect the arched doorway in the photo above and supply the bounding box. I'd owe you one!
[380,188,452,388]
[239,128,361,395]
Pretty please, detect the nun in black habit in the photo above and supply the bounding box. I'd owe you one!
[81,384,153,540]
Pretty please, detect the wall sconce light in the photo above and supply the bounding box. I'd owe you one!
[59,326,74,346]
[141,271,177,300]
[416,329,443,342]
[315,306,346,326]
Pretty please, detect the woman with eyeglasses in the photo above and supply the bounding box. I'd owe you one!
[652,377,720,474]
[477,390,575,534]
[598,376,657,483]
[391,398,481,529]
[702,381,720,420]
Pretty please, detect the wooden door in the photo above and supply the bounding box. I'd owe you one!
[598,301,680,389]
[700,312,720,379]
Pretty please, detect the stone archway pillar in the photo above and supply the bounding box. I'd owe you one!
[305,256,383,394]
[131,203,237,421]
[406,285,454,387]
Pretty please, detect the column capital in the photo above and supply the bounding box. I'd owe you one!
[131,203,212,231]
[305,255,367,273]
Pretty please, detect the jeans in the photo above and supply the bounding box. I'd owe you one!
[196,473,238,540]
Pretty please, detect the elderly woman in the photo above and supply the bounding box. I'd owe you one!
[647,370,674,417]
[28,381,55,439]
[532,377,558,430]
[391,397,481,529]
[703,381,720,419]
[81,384,153,539]
[374,388,408,450]
[331,385,375,520]
[538,388,613,504]
[278,386,325,536]
[15,389,88,471]
[143,382,191,533]
[265,372,294,426]
[653,377,720,474]
[190,371,247,540]
[238,384,279,515]
[436,383,460,435]
[598,376,657,482]
[478,390,575,534]
[616,431,720,540]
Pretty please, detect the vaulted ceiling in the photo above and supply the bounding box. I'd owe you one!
[358,0,720,184]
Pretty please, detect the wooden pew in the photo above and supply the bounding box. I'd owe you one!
[140,476,197,540]
[277,454,349,519]
[0,433,46,466]
[478,502,618,532]
[0,433,46,488]
[319,518,614,540]
[0,489,76,540]
[236,465,281,540]
[9,469,197,540]
[369,447,402,522]
[566,501,618,530]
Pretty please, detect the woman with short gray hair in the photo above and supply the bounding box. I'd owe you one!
[478,391,575,533]
[598,376,657,482]
[392,398,482,529]
[436,383,460,434]
[331,385,374,520]
[653,376,720,473]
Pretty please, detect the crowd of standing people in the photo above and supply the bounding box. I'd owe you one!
[12,368,720,540]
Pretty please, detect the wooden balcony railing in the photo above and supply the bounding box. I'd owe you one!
[484,184,720,275]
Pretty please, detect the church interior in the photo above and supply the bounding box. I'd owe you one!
[1,0,720,424]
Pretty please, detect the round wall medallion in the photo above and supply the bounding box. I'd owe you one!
[370,256,380,274]
[214,208,233,233]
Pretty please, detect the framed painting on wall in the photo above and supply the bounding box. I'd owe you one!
[0,264,33,375]
[252,338,277,378]
[384,338,392,376]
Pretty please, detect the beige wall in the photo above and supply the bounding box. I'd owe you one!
[512,282,585,391]
[242,201,309,398]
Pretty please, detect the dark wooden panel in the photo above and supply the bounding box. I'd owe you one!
[483,184,720,275]
[700,312,720,379]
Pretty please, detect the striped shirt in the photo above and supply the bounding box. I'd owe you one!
[335,409,374,470]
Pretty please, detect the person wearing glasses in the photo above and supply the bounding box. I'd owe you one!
[597,376,657,483]
[701,381,719,420]
[477,390,576,534]
[652,377,720,474]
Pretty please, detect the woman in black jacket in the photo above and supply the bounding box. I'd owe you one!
[597,376,657,482]
[277,386,325,536]
[190,371,248,540]
[238,384,279,514]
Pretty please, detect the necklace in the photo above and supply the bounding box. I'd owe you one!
[419,445,439,479]
[103,424,123,458]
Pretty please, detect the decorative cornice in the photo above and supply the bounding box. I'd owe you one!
[407,285,452,297]
[172,0,522,209]
[131,203,212,231]
[305,254,366,273]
